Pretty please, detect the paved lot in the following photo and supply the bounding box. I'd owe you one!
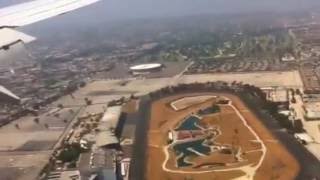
[68,70,303,105]
[181,71,303,88]
[0,152,51,180]
[0,105,83,180]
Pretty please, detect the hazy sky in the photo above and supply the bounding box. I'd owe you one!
[101,0,316,19]
[1,0,319,42]
[1,0,320,21]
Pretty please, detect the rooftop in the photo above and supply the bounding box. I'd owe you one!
[129,63,162,71]
[101,106,122,129]
[96,131,118,147]
[96,106,122,147]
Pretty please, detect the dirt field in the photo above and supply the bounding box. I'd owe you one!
[146,93,299,180]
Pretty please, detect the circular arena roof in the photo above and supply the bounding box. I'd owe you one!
[129,63,162,71]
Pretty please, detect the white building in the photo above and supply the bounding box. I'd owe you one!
[303,102,320,120]
[281,54,296,62]
[261,87,288,103]
[96,106,122,148]
[129,63,163,75]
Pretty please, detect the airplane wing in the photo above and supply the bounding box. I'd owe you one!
[0,0,101,50]
[0,28,36,50]
[0,85,20,103]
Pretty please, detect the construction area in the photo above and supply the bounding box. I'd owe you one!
[146,93,299,180]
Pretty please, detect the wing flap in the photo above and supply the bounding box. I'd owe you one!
[0,28,36,50]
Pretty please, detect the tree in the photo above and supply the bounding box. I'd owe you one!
[57,104,64,109]
[58,144,82,163]
[84,98,92,105]
[79,81,86,88]
[15,124,20,129]
[69,109,74,114]
[54,113,60,118]
[63,119,68,123]
[44,123,49,129]
[92,123,98,128]
[33,117,40,124]
[119,96,125,104]
[69,93,75,99]
[85,124,91,130]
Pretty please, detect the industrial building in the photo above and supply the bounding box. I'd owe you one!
[96,106,122,148]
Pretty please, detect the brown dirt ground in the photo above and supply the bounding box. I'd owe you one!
[145,93,300,180]
[122,99,139,113]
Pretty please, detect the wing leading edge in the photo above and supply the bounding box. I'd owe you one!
[0,0,101,50]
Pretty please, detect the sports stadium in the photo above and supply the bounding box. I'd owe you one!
[129,63,163,74]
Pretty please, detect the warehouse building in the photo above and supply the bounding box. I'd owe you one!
[96,106,122,148]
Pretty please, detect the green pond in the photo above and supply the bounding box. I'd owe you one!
[173,139,211,167]
[175,115,201,131]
